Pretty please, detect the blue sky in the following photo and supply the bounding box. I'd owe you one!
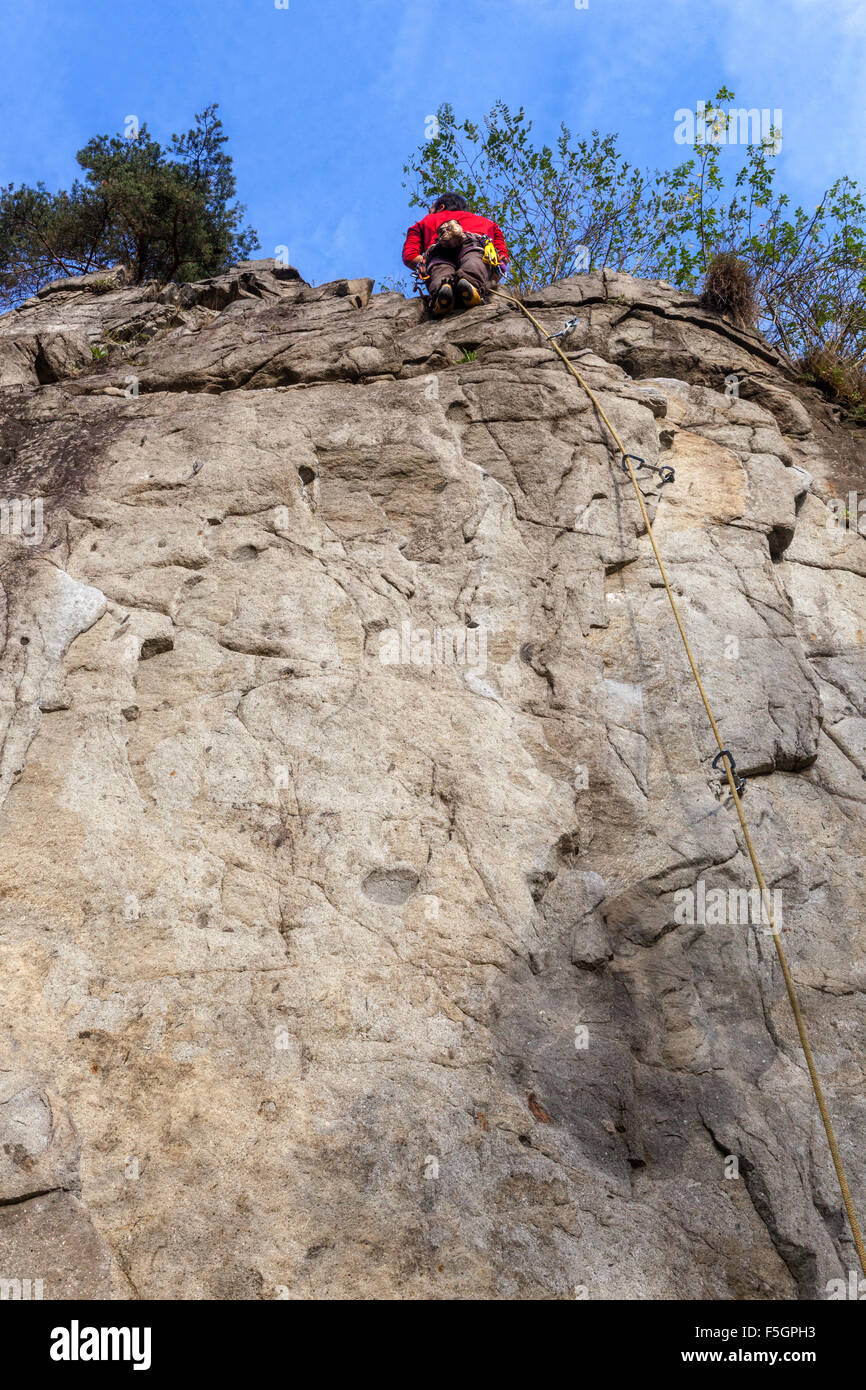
[2,0,864,289]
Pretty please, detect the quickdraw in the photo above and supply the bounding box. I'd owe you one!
[712,748,746,797]
[621,452,675,487]
[412,259,431,297]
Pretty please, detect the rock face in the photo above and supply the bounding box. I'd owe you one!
[1,259,865,1301]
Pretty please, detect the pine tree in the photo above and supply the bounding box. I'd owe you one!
[0,104,258,311]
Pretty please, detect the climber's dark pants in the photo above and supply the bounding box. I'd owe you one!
[426,236,498,297]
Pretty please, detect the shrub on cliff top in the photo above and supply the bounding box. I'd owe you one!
[701,253,756,326]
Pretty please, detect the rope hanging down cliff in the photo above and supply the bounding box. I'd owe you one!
[488,286,866,1278]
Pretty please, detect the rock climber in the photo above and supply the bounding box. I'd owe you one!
[402,192,509,317]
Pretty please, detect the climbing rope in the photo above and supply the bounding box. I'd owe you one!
[489,286,866,1277]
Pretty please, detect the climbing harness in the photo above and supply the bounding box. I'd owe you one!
[414,238,506,310]
[489,285,866,1277]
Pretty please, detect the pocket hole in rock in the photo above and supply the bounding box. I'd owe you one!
[140,635,174,660]
[362,867,420,906]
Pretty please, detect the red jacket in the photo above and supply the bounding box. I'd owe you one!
[402,208,509,268]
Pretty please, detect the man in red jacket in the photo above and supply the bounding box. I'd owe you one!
[403,192,509,316]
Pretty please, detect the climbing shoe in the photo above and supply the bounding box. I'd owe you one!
[456,278,483,308]
[431,283,454,317]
